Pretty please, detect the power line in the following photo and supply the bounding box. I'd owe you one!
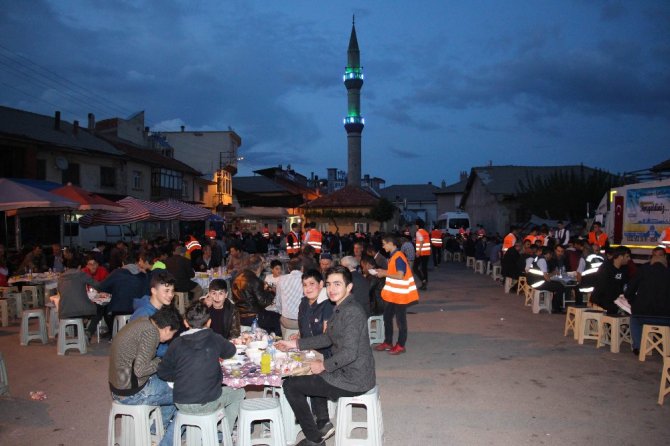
[0,44,136,118]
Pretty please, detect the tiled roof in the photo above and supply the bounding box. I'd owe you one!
[435,178,468,194]
[303,185,379,208]
[0,106,123,156]
[105,137,202,176]
[378,184,440,202]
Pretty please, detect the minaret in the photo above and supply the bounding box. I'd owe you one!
[343,16,364,187]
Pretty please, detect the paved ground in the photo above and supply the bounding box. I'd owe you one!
[1,261,669,445]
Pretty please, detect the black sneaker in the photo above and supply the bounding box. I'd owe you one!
[317,420,335,441]
[296,438,325,446]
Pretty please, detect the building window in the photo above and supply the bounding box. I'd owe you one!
[151,167,183,199]
[36,159,46,180]
[100,166,116,188]
[62,163,80,185]
[182,180,188,199]
[132,171,143,190]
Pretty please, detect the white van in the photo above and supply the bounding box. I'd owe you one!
[435,211,471,236]
[74,224,139,249]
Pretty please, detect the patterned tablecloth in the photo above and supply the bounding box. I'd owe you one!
[221,359,284,388]
[221,351,313,388]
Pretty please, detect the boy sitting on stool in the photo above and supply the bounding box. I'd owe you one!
[158,301,245,436]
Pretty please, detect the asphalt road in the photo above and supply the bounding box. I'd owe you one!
[1,260,668,445]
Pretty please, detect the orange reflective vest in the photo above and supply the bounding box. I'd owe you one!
[381,250,419,305]
[415,229,431,256]
[305,228,322,253]
[185,237,201,259]
[286,231,301,255]
[588,231,608,249]
[524,234,536,244]
[502,233,516,253]
[430,229,443,247]
[262,228,270,239]
[660,228,670,254]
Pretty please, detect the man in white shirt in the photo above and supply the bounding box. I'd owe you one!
[275,257,304,338]
[555,221,570,247]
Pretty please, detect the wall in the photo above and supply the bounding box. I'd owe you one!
[464,177,509,235]
[161,131,240,176]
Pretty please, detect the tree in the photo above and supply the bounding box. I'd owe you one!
[368,198,395,231]
[516,167,622,223]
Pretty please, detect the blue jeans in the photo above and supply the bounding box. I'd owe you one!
[631,316,670,349]
[112,375,176,446]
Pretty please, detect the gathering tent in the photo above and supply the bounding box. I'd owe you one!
[0,178,79,215]
[50,183,127,213]
[79,196,209,227]
[159,199,212,221]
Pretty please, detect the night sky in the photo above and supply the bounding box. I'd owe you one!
[1,1,668,185]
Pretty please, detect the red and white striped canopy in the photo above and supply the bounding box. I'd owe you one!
[160,199,212,221]
[79,197,209,227]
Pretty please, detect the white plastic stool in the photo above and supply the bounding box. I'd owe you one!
[452,252,462,262]
[492,265,502,281]
[108,401,164,446]
[264,386,301,445]
[0,286,19,297]
[486,261,493,276]
[174,292,188,315]
[444,251,453,262]
[503,277,515,294]
[57,318,87,355]
[531,290,552,314]
[20,309,48,346]
[578,311,604,345]
[335,385,384,446]
[7,292,23,319]
[367,315,384,345]
[45,302,59,338]
[466,256,475,269]
[237,398,286,446]
[474,260,485,274]
[597,315,631,353]
[173,408,232,446]
[22,285,41,309]
[113,314,131,337]
[0,351,9,396]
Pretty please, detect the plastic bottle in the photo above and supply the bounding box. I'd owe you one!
[251,317,258,334]
[260,351,272,374]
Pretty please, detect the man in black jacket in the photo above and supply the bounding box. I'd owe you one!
[591,246,631,314]
[277,266,376,446]
[624,247,670,353]
[232,254,280,334]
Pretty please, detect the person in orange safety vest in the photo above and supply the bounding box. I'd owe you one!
[587,221,608,251]
[375,234,420,355]
[414,219,431,291]
[430,227,443,267]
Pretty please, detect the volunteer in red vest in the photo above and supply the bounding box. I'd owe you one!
[502,226,519,254]
[414,219,431,291]
[184,234,202,261]
[286,222,302,258]
[587,221,608,252]
[430,226,443,267]
[374,234,419,355]
[659,226,670,255]
[303,222,323,255]
[262,225,270,239]
[276,224,284,238]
